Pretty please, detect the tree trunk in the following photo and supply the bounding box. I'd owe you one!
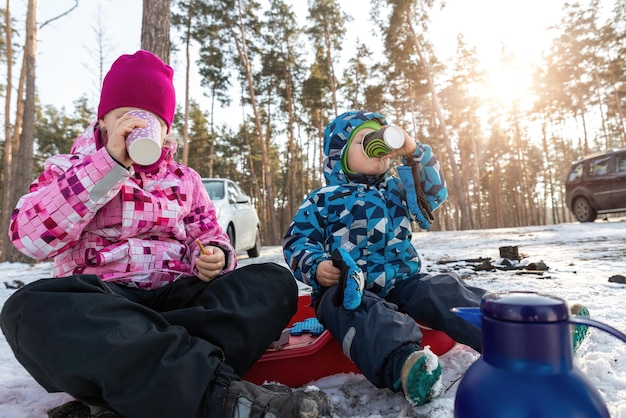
[404,8,471,230]
[181,3,192,165]
[323,28,338,115]
[141,0,171,63]
[0,0,14,261]
[285,68,296,220]
[5,0,38,262]
[208,91,216,177]
[227,3,279,245]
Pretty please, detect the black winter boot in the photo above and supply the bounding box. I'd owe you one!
[47,401,122,418]
[48,401,90,418]
[222,380,332,418]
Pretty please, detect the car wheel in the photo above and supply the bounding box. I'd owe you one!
[247,228,261,258]
[227,224,236,250]
[572,197,597,222]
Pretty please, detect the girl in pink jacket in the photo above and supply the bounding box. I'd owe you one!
[1,50,330,418]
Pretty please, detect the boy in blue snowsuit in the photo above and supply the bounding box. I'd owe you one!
[283,110,486,406]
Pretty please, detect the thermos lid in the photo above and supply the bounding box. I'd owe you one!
[481,291,569,323]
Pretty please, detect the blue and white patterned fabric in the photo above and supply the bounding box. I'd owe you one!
[283,110,447,299]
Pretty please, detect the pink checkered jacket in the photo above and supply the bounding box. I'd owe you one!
[8,122,236,289]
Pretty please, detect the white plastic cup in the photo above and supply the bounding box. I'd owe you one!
[125,110,162,166]
[362,125,404,158]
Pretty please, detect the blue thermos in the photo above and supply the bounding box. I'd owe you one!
[452,291,626,418]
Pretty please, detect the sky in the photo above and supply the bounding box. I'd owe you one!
[10,0,580,120]
[1,220,626,417]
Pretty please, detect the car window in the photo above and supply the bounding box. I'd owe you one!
[234,183,245,197]
[589,157,610,177]
[227,183,240,204]
[617,154,626,172]
[568,163,584,182]
[204,181,225,200]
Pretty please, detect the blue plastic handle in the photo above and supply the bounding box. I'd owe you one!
[451,307,483,327]
[452,307,626,345]
[569,316,626,343]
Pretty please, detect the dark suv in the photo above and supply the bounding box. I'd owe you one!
[565,149,626,222]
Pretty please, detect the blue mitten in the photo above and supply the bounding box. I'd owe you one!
[398,156,435,230]
[331,248,365,310]
[290,317,325,337]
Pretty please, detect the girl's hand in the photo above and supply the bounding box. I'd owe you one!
[385,126,417,159]
[195,245,226,282]
[316,260,341,287]
[104,114,147,167]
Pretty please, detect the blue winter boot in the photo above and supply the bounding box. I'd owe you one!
[571,303,590,353]
[396,349,442,406]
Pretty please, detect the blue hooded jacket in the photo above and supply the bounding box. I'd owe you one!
[283,110,447,298]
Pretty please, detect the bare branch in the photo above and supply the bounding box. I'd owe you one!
[39,0,78,29]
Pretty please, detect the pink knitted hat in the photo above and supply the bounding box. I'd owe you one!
[97,50,176,131]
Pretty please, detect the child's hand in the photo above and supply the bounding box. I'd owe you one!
[316,260,341,287]
[105,113,148,167]
[385,126,417,159]
[195,245,226,282]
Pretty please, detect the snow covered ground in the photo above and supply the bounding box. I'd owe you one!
[1,220,626,417]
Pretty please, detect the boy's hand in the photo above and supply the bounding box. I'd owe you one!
[331,248,365,310]
[385,126,417,158]
[195,245,225,282]
[316,260,341,287]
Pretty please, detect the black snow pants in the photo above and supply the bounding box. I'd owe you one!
[0,262,298,418]
[315,271,485,390]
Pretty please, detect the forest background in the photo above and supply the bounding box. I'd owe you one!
[0,0,624,262]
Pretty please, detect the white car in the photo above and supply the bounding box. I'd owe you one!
[202,178,262,257]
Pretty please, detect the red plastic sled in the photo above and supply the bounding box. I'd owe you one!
[243,294,456,387]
